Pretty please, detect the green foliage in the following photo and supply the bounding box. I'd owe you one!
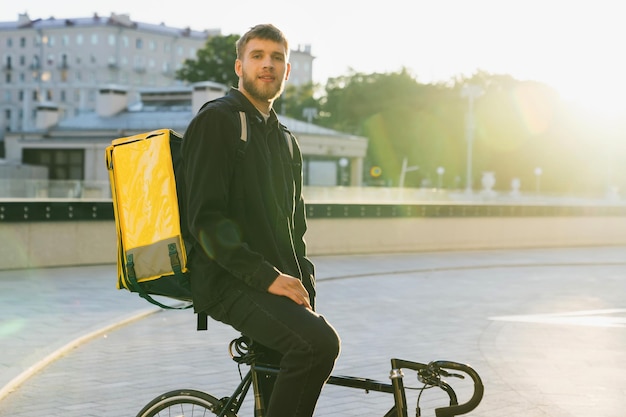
[318,69,464,186]
[276,82,322,121]
[316,68,625,194]
[175,34,240,87]
[179,35,626,195]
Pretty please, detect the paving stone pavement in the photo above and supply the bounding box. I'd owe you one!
[1,246,626,416]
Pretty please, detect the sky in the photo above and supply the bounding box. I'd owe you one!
[3,0,626,118]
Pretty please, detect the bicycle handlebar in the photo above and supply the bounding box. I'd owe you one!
[431,361,484,417]
[391,358,484,417]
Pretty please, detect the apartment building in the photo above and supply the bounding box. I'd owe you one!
[3,83,367,196]
[0,12,314,138]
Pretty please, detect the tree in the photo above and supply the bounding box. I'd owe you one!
[275,82,322,121]
[177,35,320,123]
[318,69,459,186]
[176,34,240,87]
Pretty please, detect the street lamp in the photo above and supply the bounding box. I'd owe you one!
[399,157,418,188]
[461,84,483,193]
[534,167,542,195]
[436,166,445,189]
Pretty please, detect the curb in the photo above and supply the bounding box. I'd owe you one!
[0,307,160,402]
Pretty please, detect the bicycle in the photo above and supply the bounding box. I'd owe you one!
[136,335,484,417]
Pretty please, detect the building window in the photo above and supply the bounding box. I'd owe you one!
[19,55,25,66]
[91,34,98,45]
[7,38,12,47]
[136,38,143,49]
[108,34,116,46]
[22,149,85,180]
[62,35,70,46]
[20,37,26,47]
[5,73,11,83]
[76,34,83,45]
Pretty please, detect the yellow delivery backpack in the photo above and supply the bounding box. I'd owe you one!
[106,129,192,310]
[105,108,257,316]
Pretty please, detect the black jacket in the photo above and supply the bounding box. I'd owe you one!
[182,89,315,313]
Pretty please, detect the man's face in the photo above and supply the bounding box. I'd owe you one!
[236,38,290,105]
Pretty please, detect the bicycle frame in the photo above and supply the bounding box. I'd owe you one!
[215,341,484,417]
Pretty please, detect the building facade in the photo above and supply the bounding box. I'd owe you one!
[0,13,314,137]
[3,83,367,197]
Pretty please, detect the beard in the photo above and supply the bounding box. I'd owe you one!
[240,69,285,103]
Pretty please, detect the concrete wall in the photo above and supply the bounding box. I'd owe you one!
[2,216,626,270]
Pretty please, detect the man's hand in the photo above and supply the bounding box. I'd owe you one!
[268,273,312,310]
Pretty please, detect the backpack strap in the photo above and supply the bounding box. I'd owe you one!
[236,111,251,160]
[197,311,208,331]
[239,111,249,142]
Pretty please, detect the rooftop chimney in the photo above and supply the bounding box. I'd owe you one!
[35,102,61,130]
[96,86,129,117]
[192,81,228,114]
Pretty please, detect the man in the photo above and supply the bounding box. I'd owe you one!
[182,24,340,417]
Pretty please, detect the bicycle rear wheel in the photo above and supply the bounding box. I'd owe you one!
[136,389,237,417]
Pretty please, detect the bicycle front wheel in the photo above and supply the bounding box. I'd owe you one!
[136,389,237,417]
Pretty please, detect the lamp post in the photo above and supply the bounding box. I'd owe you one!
[461,85,483,193]
[399,157,418,188]
[436,166,445,189]
[534,167,542,196]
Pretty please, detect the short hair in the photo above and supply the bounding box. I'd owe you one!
[236,24,290,60]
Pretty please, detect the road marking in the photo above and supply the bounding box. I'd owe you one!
[489,308,626,328]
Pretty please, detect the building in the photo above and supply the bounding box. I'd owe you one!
[0,12,314,138]
[3,82,367,197]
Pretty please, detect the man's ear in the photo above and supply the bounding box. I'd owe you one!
[284,62,291,81]
[235,59,243,77]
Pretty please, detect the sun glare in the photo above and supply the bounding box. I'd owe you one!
[558,81,626,125]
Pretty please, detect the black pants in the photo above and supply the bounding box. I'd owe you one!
[204,281,341,417]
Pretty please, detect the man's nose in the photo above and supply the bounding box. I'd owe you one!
[262,57,274,68]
